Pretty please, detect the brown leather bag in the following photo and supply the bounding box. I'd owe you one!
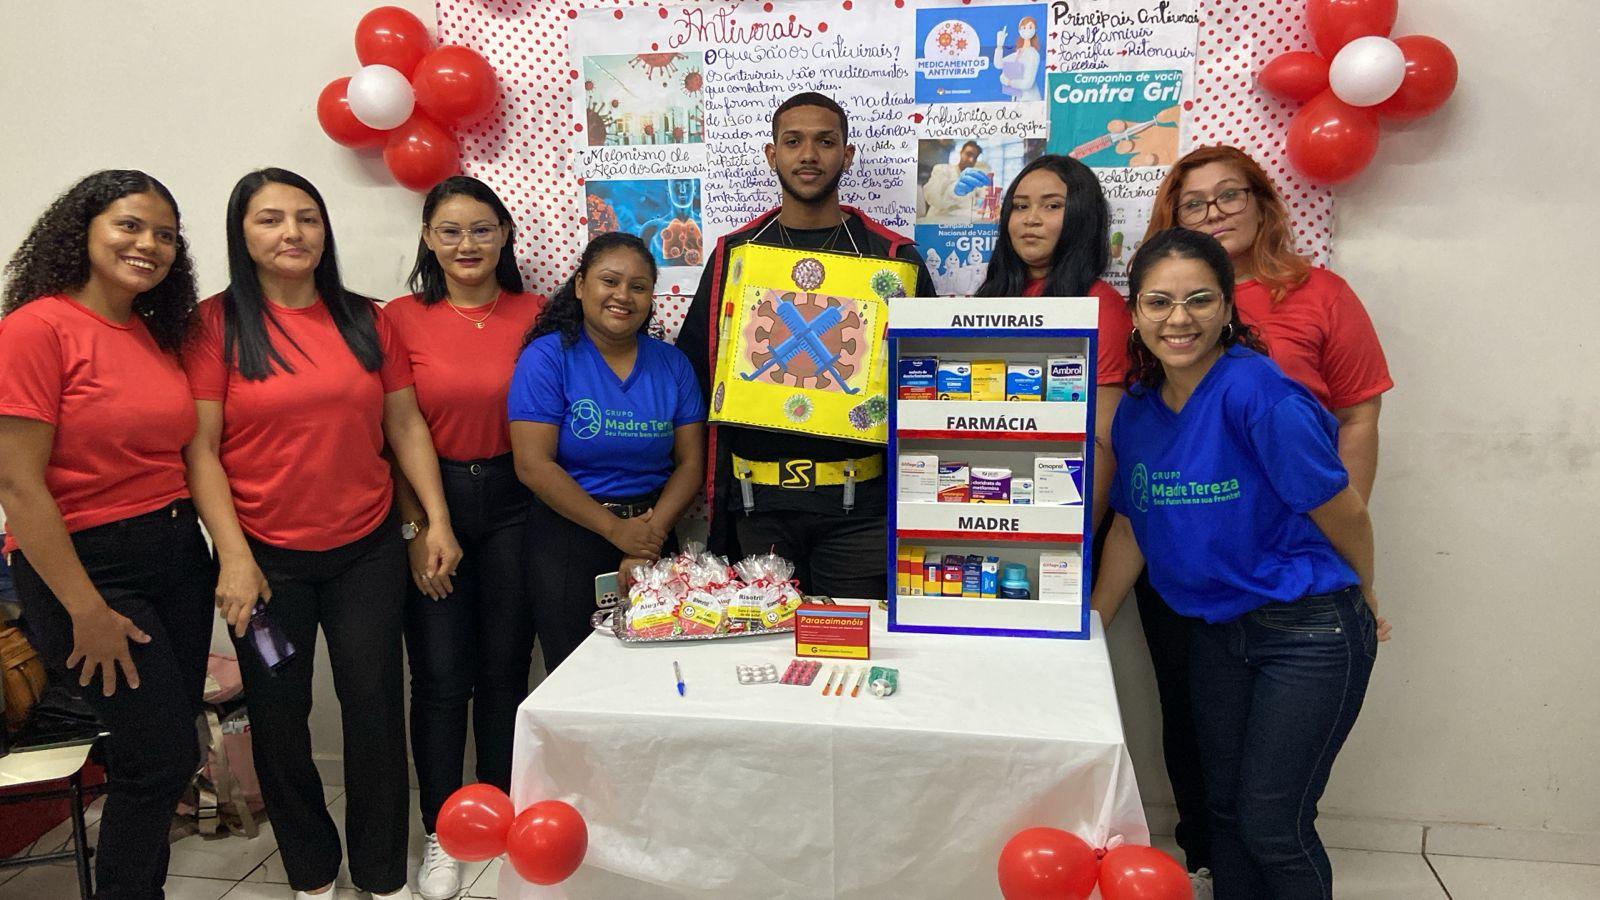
[1,625,48,730]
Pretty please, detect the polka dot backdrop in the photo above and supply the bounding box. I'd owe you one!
[433,0,1334,336]
[1189,0,1333,264]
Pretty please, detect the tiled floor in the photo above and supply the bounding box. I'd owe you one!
[6,802,1600,898]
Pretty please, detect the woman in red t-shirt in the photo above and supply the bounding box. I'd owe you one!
[382,176,545,900]
[975,154,1135,530]
[0,170,211,895]
[182,168,462,900]
[1099,146,1395,884]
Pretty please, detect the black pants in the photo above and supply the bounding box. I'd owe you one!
[735,511,887,600]
[404,455,534,834]
[524,496,678,672]
[12,500,214,900]
[1135,570,1214,873]
[1092,515,1211,874]
[240,513,408,894]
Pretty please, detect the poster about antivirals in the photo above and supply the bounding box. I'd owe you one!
[1047,71,1184,168]
[914,136,1044,295]
[914,3,1048,105]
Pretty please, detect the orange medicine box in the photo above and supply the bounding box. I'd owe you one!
[795,604,872,660]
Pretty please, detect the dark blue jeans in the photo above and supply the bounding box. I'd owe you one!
[1190,586,1377,900]
[403,454,534,834]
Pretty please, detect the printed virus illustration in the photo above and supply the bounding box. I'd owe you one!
[713,382,726,414]
[934,22,968,53]
[586,194,619,235]
[740,291,867,393]
[587,102,617,147]
[791,258,826,291]
[660,217,703,266]
[870,269,906,300]
[629,52,685,85]
[783,394,814,423]
[683,70,704,94]
[847,395,888,432]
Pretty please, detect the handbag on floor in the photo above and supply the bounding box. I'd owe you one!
[173,654,265,839]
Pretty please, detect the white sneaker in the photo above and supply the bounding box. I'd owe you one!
[293,886,338,900]
[417,832,464,900]
[1190,867,1214,900]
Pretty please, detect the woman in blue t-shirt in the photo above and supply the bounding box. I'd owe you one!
[508,232,705,671]
[1090,228,1379,899]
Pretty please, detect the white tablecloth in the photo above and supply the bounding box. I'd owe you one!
[503,608,1146,899]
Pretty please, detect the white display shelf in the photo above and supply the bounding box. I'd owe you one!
[896,399,1087,441]
[893,594,1085,631]
[895,501,1084,543]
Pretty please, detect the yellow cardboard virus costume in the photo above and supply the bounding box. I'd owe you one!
[709,244,915,444]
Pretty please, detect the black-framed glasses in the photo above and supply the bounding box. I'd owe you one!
[429,224,501,246]
[1175,187,1252,226]
[1136,290,1225,322]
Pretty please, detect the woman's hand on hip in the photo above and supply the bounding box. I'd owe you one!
[67,601,150,696]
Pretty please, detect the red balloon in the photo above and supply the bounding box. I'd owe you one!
[1307,0,1398,57]
[316,78,387,149]
[434,783,515,862]
[355,6,434,75]
[1373,35,1458,120]
[1257,51,1331,103]
[412,45,500,126]
[997,828,1099,900]
[1098,845,1192,900]
[384,114,460,191]
[505,801,588,886]
[1286,90,1381,184]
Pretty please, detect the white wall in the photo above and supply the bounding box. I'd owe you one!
[3,0,1597,856]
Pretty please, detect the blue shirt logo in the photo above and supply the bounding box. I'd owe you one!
[1131,462,1150,513]
[570,399,603,440]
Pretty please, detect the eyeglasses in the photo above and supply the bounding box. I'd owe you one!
[1175,188,1252,226]
[1136,290,1225,322]
[429,224,501,246]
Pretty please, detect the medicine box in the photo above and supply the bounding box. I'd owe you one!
[898,356,938,400]
[1006,363,1043,401]
[1046,355,1087,402]
[970,359,1005,401]
[937,361,971,400]
[898,453,939,502]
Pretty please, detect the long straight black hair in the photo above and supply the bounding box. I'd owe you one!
[406,175,524,305]
[524,231,657,349]
[976,154,1110,298]
[1124,227,1265,391]
[221,168,381,380]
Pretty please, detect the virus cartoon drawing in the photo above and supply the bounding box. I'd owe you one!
[629,52,684,84]
[869,269,907,300]
[791,258,826,291]
[587,103,617,147]
[934,21,968,53]
[713,382,726,414]
[783,394,814,423]
[683,70,704,94]
[847,395,888,432]
[738,290,867,393]
[586,194,619,235]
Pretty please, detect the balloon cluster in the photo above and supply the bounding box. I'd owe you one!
[435,784,588,886]
[998,828,1190,900]
[1257,0,1458,184]
[315,7,499,190]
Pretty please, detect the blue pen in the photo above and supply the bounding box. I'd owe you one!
[673,660,685,697]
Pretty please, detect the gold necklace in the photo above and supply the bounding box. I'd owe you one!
[446,293,500,329]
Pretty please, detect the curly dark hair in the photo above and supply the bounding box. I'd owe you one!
[524,231,657,348]
[2,170,198,352]
[1125,227,1267,391]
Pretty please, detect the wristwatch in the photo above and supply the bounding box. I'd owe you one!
[401,519,427,541]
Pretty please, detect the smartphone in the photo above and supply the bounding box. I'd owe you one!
[594,572,621,610]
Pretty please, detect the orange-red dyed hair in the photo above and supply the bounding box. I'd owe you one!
[1144,145,1310,302]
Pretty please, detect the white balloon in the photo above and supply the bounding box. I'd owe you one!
[1329,36,1406,107]
[346,64,414,130]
